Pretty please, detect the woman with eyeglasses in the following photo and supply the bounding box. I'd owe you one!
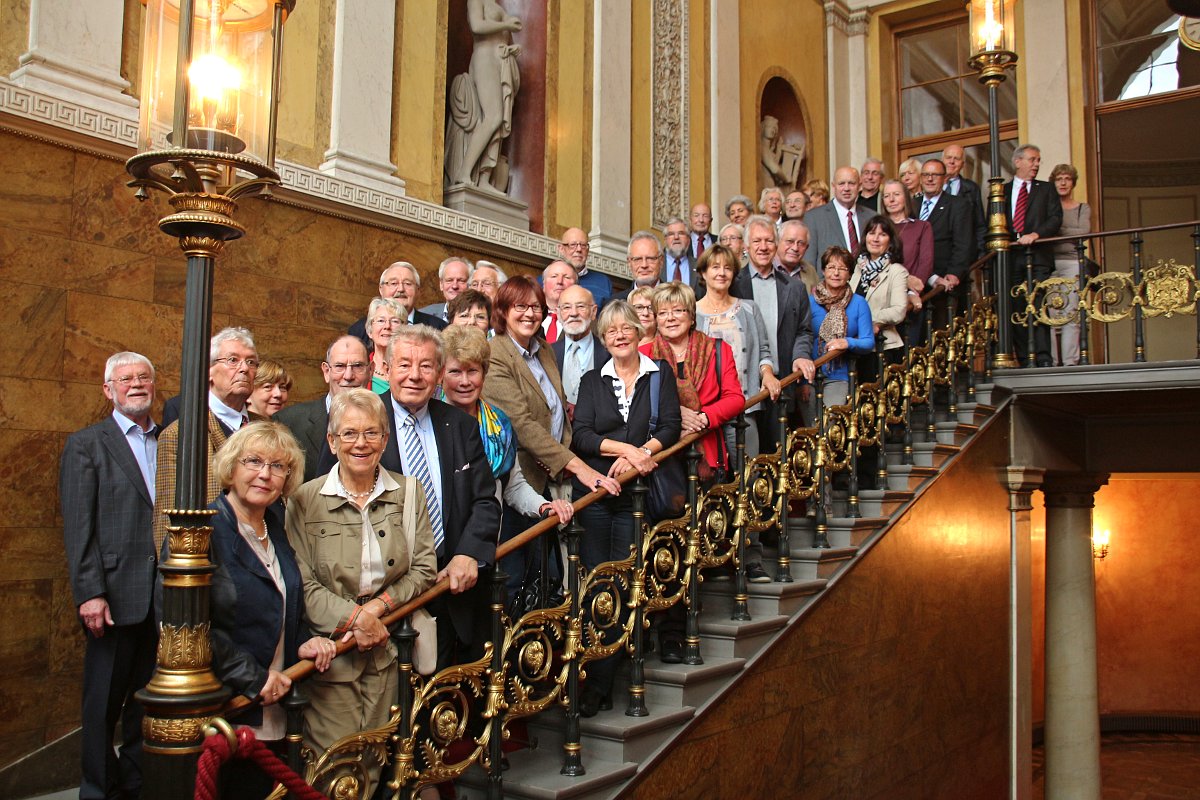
[717,222,748,266]
[366,297,407,394]
[628,286,658,346]
[483,276,620,597]
[286,389,437,798]
[175,421,336,799]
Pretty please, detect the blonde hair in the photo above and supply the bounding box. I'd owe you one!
[213,421,305,499]
[327,388,390,437]
[596,300,644,340]
[441,324,491,373]
[650,281,697,325]
[253,358,292,390]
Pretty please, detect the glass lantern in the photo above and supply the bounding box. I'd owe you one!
[967,0,1017,58]
[137,0,291,164]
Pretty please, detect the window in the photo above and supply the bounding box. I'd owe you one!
[1095,2,1199,104]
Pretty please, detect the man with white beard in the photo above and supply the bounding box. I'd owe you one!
[552,284,610,418]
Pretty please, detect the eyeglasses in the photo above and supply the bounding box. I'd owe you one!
[628,255,660,266]
[372,316,405,327]
[325,361,368,374]
[511,303,543,316]
[561,241,590,251]
[558,303,594,314]
[336,429,383,444]
[469,279,498,289]
[631,303,653,314]
[213,356,259,370]
[108,373,154,386]
[239,456,290,477]
[381,279,417,289]
[604,324,639,339]
[656,308,689,319]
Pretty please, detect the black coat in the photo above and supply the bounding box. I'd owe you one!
[1004,178,1063,271]
[570,361,682,494]
[917,192,974,282]
[275,396,336,483]
[730,266,814,375]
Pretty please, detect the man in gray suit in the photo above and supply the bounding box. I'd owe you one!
[275,335,371,482]
[660,216,700,295]
[61,351,160,800]
[805,166,875,268]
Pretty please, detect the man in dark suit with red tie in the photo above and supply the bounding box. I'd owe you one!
[378,325,501,668]
[61,352,160,800]
[689,202,715,258]
[1004,144,1063,367]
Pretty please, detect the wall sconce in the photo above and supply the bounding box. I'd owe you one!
[1092,528,1111,561]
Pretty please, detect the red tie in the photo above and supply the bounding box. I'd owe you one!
[1014,181,1029,235]
[672,257,683,283]
[846,210,859,251]
[546,312,558,343]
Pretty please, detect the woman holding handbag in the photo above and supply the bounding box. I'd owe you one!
[571,300,681,716]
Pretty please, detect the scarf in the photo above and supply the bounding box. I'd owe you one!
[649,330,715,410]
[855,251,890,296]
[813,281,852,344]
[433,390,517,478]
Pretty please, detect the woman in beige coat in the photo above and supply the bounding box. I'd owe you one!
[286,388,437,798]
[851,216,912,380]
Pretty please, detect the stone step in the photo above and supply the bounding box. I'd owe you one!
[774,545,858,580]
[854,488,914,518]
[457,745,636,800]
[527,700,696,768]
[696,614,789,659]
[886,464,937,492]
[911,441,959,469]
[973,383,995,406]
[936,420,979,446]
[700,576,826,618]
[622,655,747,709]
[827,515,890,547]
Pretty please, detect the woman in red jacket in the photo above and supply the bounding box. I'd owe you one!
[641,281,744,481]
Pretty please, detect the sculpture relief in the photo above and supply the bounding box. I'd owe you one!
[759,114,805,196]
[445,0,522,196]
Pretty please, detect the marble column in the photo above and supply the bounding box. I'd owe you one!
[1019,0,1074,169]
[8,0,137,118]
[823,0,869,172]
[588,0,632,261]
[1000,466,1044,800]
[1042,471,1109,800]
[319,0,405,192]
[709,1,740,217]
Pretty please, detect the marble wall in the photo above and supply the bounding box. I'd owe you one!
[628,411,1015,797]
[0,128,533,768]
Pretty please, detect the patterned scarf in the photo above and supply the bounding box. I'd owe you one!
[813,281,852,344]
[855,251,891,296]
[649,330,715,410]
[434,390,517,478]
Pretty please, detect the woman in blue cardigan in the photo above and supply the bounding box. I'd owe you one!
[806,246,875,414]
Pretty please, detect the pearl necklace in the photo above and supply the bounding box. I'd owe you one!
[341,467,380,500]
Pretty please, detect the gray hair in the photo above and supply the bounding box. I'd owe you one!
[743,214,778,243]
[861,157,885,172]
[386,324,446,369]
[381,261,420,287]
[724,194,753,217]
[104,351,154,383]
[626,230,662,258]
[1012,143,1040,163]
[472,260,507,283]
[368,297,406,323]
[758,187,784,211]
[327,388,390,437]
[718,222,744,239]
[595,300,644,341]
[898,158,922,175]
[439,257,472,278]
[209,327,256,362]
[780,218,809,237]
[661,216,687,232]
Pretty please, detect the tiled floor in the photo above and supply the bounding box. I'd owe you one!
[1033,733,1200,799]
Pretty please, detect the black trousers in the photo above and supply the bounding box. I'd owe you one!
[80,612,157,800]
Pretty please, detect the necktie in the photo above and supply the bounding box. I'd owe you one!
[566,341,581,403]
[695,234,707,258]
[402,415,443,551]
[949,177,960,196]
[919,197,933,221]
[672,257,683,283]
[846,210,859,251]
[1013,181,1029,235]
[546,312,558,343]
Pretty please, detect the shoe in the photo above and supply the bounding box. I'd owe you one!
[746,564,772,583]
[660,639,684,664]
[599,693,613,712]
[578,687,603,718]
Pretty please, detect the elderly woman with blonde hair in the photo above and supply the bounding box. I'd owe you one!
[286,388,437,797]
[180,421,336,799]
[366,297,407,393]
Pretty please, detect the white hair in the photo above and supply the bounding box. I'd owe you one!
[104,351,154,383]
[209,327,256,362]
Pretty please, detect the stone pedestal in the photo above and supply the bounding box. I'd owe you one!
[443,184,530,231]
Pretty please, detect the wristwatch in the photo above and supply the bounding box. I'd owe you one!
[640,446,653,457]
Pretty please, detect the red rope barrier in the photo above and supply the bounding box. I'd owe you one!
[194,725,328,800]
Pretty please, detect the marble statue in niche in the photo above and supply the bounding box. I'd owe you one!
[445,0,523,195]
[759,115,806,196]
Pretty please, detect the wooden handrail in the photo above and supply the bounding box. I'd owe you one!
[223,345,846,714]
[1032,218,1199,247]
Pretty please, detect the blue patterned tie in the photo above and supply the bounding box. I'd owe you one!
[920,197,933,221]
[403,415,443,551]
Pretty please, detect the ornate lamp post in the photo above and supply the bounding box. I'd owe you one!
[967,0,1018,369]
[128,1,294,796]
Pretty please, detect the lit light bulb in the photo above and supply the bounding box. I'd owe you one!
[188,52,241,103]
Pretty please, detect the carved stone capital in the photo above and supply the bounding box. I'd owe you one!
[998,465,1045,511]
[824,0,870,37]
[1042,471,1110,509]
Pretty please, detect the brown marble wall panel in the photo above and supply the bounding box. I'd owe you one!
[0,282,65,380]
[69,153,178,258]
[0,430,68,527]
[0,135,74,237]
[628,413,1014,799]
[64,293,183,384]
[0,525,68,584]
[0,227,156,300]
[0,377,104,433]
[0,579,52,677]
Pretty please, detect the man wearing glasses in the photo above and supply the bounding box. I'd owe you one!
[276,335,372,482]
[558,227,613,308]
[153,327,261,550]
[61,351,160,800]
[913,158,973,340]
[349,262,446,350]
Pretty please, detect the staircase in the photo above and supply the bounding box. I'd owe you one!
[457,385,1003,799]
